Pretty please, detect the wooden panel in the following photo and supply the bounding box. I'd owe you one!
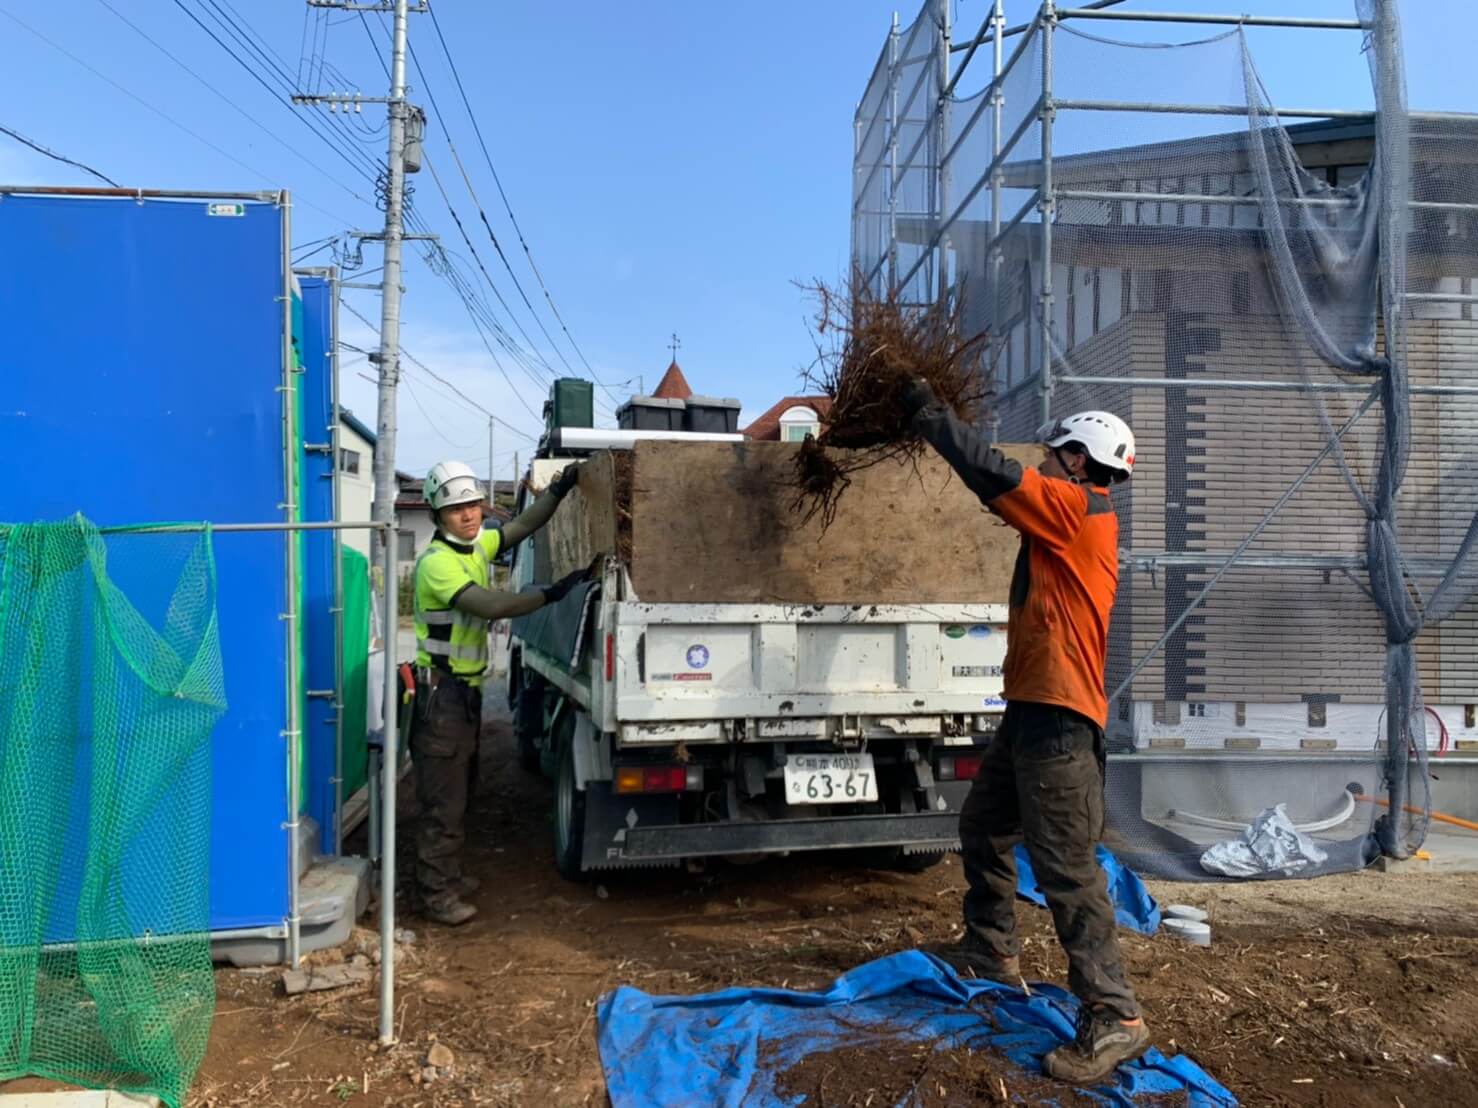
[624,440,1040,605]
[540,452,619,582]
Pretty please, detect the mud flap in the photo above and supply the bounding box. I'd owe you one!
[581,781,682,871]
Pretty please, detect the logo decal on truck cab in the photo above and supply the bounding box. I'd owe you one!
[686,644,710,669]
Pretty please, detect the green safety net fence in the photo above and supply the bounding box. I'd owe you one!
[340,544,372,799]
[0,517,225,1108]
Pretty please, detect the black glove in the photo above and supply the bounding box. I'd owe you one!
[541,568,588,606]
[900,377,939,421]
[550,463,582,500]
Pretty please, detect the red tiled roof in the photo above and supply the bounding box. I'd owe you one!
[741,395,832,441]
[652,361,693,400]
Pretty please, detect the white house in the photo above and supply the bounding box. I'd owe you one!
[336,407,376,558]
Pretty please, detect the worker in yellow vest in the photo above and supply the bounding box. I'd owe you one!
[412,459,585,925]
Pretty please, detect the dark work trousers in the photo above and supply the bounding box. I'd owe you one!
[411,673,483,910]
[958,700,1140,1021]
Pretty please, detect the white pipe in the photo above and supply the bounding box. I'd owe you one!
[1169,787,1358,835]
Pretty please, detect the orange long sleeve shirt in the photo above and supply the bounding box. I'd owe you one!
[915,404,1119,728]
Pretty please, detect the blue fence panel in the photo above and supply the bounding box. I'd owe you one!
[0,193,291,932]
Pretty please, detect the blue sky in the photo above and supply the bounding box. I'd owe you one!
[1,1,1472,475]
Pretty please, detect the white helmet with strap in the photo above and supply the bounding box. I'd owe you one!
[424,460,484,511]
[1036,411,1136,481]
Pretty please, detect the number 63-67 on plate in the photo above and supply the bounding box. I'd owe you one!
[783,753,878,805]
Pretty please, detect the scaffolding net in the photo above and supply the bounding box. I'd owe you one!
[0,518,225,1107]
[853,0,1478,879]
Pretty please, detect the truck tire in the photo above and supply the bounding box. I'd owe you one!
[892,849,947,874]
[553,729,588,881]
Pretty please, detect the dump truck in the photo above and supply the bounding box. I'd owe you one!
[506,430,1026,878]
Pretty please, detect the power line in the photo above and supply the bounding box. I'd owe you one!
[340,297,540,437]
[93,0,364,222]
[174,0,387,191]
[0,5,292,193]
[0,121,118,187]
[423,0,616,399]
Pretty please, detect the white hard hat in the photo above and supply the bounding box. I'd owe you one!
[1036,411,1136,481]
[424,460,484,511]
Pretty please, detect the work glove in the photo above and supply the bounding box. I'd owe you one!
[549,463,583,500]
[900,377,939,421]
[541,568,589,606]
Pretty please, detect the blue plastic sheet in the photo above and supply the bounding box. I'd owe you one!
[1016,845,1163,935]
[598,951,1235,1107]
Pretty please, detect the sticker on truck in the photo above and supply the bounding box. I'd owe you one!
[652,673,713,682]
[953,664,1004,678]
[685,644,710,669]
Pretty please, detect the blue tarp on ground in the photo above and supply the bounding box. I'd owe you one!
[1016,844,1163,935]
[597,951,1236,1107]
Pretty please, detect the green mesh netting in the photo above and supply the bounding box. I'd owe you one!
[340,545,371,799]
[0,517,225,1108]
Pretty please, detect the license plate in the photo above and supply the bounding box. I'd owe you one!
[783,753,878,805]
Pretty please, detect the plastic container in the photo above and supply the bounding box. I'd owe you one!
[545,378,595,432]
[617,395,685,431]
[1163,918,1212,946]
[1165,904,1209,923]
[684,394,742,434]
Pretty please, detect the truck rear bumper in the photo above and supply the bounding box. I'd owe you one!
[621,811,961,860]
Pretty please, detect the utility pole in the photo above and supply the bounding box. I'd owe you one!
[487,416,496,510]
[293,0,430,1048]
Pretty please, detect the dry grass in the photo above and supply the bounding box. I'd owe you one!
[792,278,990,527]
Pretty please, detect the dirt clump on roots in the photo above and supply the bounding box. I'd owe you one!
[792,278,990,527]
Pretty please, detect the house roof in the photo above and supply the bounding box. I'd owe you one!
[339,406,377,446]
[742,396,832,441]
[652,361,693,400]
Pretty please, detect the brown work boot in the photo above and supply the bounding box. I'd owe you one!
[921,932,1023,987]
[1043,1008,1150,1085]
[423,897,478,927]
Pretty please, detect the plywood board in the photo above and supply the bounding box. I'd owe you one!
[537,452,619,582]
[625,440,1040,605]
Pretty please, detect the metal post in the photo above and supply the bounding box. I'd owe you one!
[887,12,900,296]
[1037,0,1056,426]
[280,192,305,971]
[374,0,411,1049]
[935,0,951,306]
[329,268,346,857]
[488,417,496,506]
[988,0,1006,439]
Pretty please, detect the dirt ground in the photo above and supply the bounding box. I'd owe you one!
[6,714,1478,1107]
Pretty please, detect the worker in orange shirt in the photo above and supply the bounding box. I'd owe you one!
[903,381,1147,1085]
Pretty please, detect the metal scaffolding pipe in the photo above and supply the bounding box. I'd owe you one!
[950,0,1126,53]
[865,11,1042,291]
[1038,1,1057,425]
[280,194,304,971]
[887,96,1044,293]
[1056,374,1478,395]
[329,269,347,858]
[1054,98,1378,120]
[1058,188,1478,214]
[1057,9,1367,30]
[0,185,281,201]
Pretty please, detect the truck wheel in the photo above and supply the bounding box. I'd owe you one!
[893,850,947,874]
[553,733,588,881]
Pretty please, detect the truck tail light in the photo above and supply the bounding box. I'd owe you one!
[605,633,615,682]
[938,754,983,782]
[615,765,703,794]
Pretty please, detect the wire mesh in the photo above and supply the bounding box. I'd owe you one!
[0,518,224,1107]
